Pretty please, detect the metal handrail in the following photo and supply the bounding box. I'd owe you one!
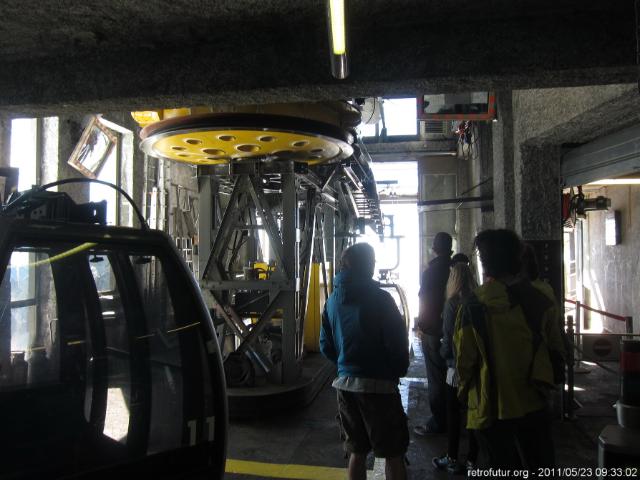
[564,298,627,322]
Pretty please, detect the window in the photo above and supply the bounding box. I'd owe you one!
[10,118,38,191]
[2,248,58,386]
[359,122,378,138]
[358,98,418,139]
[131,254,184,453]
[384,98,418,136]
[0,241,217,477]
[88,254,131,443]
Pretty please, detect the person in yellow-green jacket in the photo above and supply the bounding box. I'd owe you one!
[454,229,561,469]
[522,243,568,386]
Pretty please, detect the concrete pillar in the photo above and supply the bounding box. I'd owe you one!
[515,143,563,300]
[101,112,147,227]
[516,144,562,241]
[0,117,10,168]
[41,117,59,186]
[0,117,10,376]
[54,116,90,202]
[492,91,516,230]
[477,123,494,230]
[130,132,145,226]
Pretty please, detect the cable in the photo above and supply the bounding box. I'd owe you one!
[3,177,149,230]
[458,177,492,197]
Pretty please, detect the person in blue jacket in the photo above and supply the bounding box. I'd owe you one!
[320,242,409,480]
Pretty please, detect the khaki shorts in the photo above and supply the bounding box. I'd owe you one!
[336,389,409,458]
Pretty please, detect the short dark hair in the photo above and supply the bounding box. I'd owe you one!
[340,242,376,278]
[473,229,523,278]
[433,232,453,256]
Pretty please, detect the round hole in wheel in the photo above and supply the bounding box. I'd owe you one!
[177,154,189,158]
[218,135,236,142]
[310,155,322,160]
[202,148,225,156]
[310,148,324,154]
[171,146,187,151]
[236,144,261,153]
[184,138,202,145]
[292,140,309,148]
[259,135,276,142]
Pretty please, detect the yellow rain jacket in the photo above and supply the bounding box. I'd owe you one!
[454,279,564,430]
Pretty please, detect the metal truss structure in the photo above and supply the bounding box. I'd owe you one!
[198,150,382,388]
[135,108,384,392]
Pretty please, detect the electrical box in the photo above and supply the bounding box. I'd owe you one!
[606,210,622,246]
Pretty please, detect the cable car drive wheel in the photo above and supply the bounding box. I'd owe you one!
[139,113,354,165]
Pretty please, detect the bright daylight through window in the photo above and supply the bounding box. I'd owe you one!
[359,98,418,138]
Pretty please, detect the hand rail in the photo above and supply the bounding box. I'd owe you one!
[564,298,627,322]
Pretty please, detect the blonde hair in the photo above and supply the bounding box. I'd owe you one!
[446,263,477,300]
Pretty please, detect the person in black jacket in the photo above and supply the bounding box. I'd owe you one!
[433,262,479,474]
[415,232,453,435]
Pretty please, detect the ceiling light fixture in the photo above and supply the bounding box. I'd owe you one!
[588,178,640,185]
[327,0,348,79]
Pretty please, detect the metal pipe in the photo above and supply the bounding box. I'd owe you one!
[417,195,491,207]
[566,315,576,420]
[575,301,582,365]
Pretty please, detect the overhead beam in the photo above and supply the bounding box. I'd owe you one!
[562,123,640,187]
[0,6,635,114]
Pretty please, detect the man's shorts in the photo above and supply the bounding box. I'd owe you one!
[336,389,409,458]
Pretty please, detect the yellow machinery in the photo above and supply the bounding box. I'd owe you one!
[132,102,384,416]
[132,103,359,165]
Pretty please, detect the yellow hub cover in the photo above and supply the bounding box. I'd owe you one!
[143,129,345,165]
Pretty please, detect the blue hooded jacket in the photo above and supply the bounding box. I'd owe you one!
[320,270,409,381]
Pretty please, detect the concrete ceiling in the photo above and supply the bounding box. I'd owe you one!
[0,1,636,114]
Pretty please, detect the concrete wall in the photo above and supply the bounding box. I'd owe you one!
[482,81,640,333]
[491,83,640,241]
[418,155,458,272]
[0,118,10,168]
[492,90,515,229]
[456,122,493,255]
[417,124,493,273]
[585,185,640,333]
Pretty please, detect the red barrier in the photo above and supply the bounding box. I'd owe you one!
[564,298,627,322]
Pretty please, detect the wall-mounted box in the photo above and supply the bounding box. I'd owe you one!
[605,210,621,246]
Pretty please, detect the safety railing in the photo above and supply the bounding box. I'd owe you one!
[562,300,637,420]
[565,298,633,336]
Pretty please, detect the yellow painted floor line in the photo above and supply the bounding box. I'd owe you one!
[225,459,348,480]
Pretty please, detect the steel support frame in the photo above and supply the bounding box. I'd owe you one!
[198,156,370,387]
[201,165,312,385]
[280,172,301,383]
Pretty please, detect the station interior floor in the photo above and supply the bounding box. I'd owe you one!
[224,336,617,479]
